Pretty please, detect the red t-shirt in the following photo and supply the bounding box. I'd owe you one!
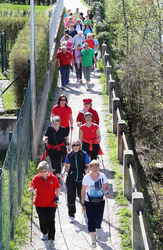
[56,51,73,66]
[76,107,99,125]
[80,123,99,141]
[51,105,72,128]
[30,172,60,207]
[84,39,95,49]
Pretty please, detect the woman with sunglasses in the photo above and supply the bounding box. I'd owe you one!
[29,161,60,248]
[76,98,99,127]
[51,95,73,136]
[80,112,101,160]
[43,116,69,180]
[81,160,109,248]
[62,139,89,223]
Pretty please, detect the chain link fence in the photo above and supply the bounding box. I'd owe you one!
[0,81,31,249]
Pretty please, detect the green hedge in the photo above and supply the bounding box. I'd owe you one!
[9,17,49,107]
[0,17,28,47]
[1,0,56,5]
[91,1,105,20]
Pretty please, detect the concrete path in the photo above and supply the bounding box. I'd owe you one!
[22,0,122,249]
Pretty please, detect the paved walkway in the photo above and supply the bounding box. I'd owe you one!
[22,1,122,249]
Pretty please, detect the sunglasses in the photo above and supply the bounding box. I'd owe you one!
[72,144,80,147]
[60,99,66,101]
[84,103,90,105]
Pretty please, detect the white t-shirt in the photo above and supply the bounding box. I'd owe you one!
[82,172,108,202]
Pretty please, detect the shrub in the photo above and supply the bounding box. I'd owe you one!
[0,17,28,48]
[91,1,105,20]
[9,17,49,107]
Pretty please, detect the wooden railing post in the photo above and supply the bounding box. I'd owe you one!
[117,120,126,164]
[132,192,144,249]
[109,80,116,113]
[104,53,110,75]
[0,168,2,250]
[102,43,108,61]
[112,97,121,134]
[123,150,134,201]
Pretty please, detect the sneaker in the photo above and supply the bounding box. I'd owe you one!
[69,216,75,223]
[48,240,54,248]
[86,86,89,91]
[41,234,48,241]
[80,79,82,84]
[92,240,96,248]
[61,86,65,90]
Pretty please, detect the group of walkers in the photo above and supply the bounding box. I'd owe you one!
[29,93,109,249]
[29,7,109,250]
[56,8,99,91]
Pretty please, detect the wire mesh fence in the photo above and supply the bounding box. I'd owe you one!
[0,81,31,249]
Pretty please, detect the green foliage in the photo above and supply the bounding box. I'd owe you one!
[0,17,28,48]
[0,0,56,5]
[2,85,17,110]
[91,1,105,20]
[9,17,49,107]
[9,161,37,249]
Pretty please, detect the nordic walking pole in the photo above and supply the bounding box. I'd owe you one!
[30,192,33,243]
[106,198,111,242]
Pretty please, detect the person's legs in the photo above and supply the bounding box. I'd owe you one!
[36,207,48,235]
[82,66,87,81]
[75,63,79,80]
[48,149,62,174]
[66,176,77,217]
[79,63,82,80]
[82,142,90,157]
[85,201,96,244]
[94,201,105,230]
[76,182,82,201]
[46,207,57,240]
[65,65,70,85]
[90,144,100,160]
[60,66,66,87]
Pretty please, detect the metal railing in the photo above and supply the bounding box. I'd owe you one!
[0,82,31,250]
[49,0,64,60]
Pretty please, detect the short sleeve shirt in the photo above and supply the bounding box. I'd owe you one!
[80,123,99,141]
[56,51,73,66]
[82,173,108,202]
[81,48,95,67]
[51,105,72,128]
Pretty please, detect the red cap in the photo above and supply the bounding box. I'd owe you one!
[83,98,92,104]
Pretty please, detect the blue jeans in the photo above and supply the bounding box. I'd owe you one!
[60,65,70,86]
[75,63,82,79]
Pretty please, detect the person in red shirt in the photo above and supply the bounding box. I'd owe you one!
[29,161,60,248]
[51,95,73,136]
[56,46,74,90]
[76,98,99,127]
[80,112,101,160]
[84,33,95,49]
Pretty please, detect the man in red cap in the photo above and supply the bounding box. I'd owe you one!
[76,98,99,126]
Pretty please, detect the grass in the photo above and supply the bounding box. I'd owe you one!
[0,3,49,11]
[2,85,17,110]
[98,60,132,249]
[9,161,37,250]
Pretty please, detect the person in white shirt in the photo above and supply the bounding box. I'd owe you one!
[81,160,109,248]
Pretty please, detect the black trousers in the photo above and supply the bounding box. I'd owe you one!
[66,175,82,217]
[48,149,63,174]
[82,142,100,160]
[36,206,57,240]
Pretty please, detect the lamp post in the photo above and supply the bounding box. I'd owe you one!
[30,0,37,161]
